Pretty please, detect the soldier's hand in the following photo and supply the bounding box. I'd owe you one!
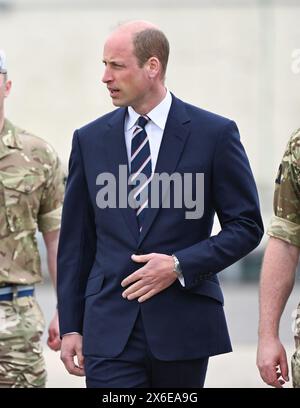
[47,310,61,351]
[61,333,85,376]
[257,337,289,388]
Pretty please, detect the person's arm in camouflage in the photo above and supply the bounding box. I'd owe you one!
[38,148,65,352]
[43,229,59,288]
[257,130,300,388]
[257,237,299,387]
[43,229,61,351]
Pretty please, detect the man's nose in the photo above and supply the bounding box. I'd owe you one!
[102,67,112,83]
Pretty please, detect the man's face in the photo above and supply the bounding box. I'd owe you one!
[0,74,11,114]
[102,31,150,112]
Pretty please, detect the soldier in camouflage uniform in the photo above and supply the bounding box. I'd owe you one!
[0,50,64,387]
[257,128,300,388]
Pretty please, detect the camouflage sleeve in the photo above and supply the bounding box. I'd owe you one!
[37,150,65,233]
[267,129,300,247]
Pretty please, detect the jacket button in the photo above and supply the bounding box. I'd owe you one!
[135,249,144,255]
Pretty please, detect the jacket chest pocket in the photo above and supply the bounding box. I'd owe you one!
[1,172,45,232]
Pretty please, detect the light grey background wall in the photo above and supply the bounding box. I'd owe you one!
[1,0,299,254]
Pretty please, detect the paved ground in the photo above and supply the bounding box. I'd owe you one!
[37,283,299,388]
[43,344,295,388]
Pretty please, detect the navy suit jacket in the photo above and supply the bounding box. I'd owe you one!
[57,95,263,361]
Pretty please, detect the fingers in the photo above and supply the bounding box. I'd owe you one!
[137,288,157,303]
[257,340,291,388]
[123,284,152,301]
[122,275,152,298]
[60,336,85,377]
[47,325,61,351]
[47,312,61,351]
[268,354,289,387]
[77,353,85,371]
[258,364,288,388]
[131,253,154,263]
[61,353,85,377]
[279,353,289,382]
[121,271,141,288]
[47,336,61,351]
[260,366,282,387]
[122,253,166,288]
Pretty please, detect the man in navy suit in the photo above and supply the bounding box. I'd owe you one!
[57,20,263,388]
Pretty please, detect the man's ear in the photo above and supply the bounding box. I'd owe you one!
[4,80,12,97]
[146,57,160,79]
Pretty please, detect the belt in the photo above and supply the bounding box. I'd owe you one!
[0,285,35,301]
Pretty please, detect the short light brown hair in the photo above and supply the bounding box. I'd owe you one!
[133,28,170,79]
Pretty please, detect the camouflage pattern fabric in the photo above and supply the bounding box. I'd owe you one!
[267,129,300,388]
[0,296,46,388]
[267,128,300,247]
[0,119,65,285]
[292,301,300,388]
[0,118,64,387]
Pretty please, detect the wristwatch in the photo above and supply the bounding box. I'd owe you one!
[171,254,182,277]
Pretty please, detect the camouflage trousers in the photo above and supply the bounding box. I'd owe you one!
[292,301,300,388]
[0,295,46,388]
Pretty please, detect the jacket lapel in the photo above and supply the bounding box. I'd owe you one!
[103,108,139,242]
[138,96,191,245]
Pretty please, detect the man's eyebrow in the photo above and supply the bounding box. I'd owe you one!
[103,57,125,64]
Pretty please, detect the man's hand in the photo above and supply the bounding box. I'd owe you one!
[257,337,289,388]
[60,334,85,376]
[47,310,61,351]
[121,253,177,302]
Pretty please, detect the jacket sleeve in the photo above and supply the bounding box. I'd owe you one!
[57,130,96,335]
[174,121,264,289]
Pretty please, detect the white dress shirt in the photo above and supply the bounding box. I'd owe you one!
[124,90,172,173]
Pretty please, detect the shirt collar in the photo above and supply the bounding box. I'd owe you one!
[126,89,172,131]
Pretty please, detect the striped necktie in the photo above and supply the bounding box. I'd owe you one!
[130,115,152,231]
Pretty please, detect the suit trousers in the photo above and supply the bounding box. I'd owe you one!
[85,310,209,388]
